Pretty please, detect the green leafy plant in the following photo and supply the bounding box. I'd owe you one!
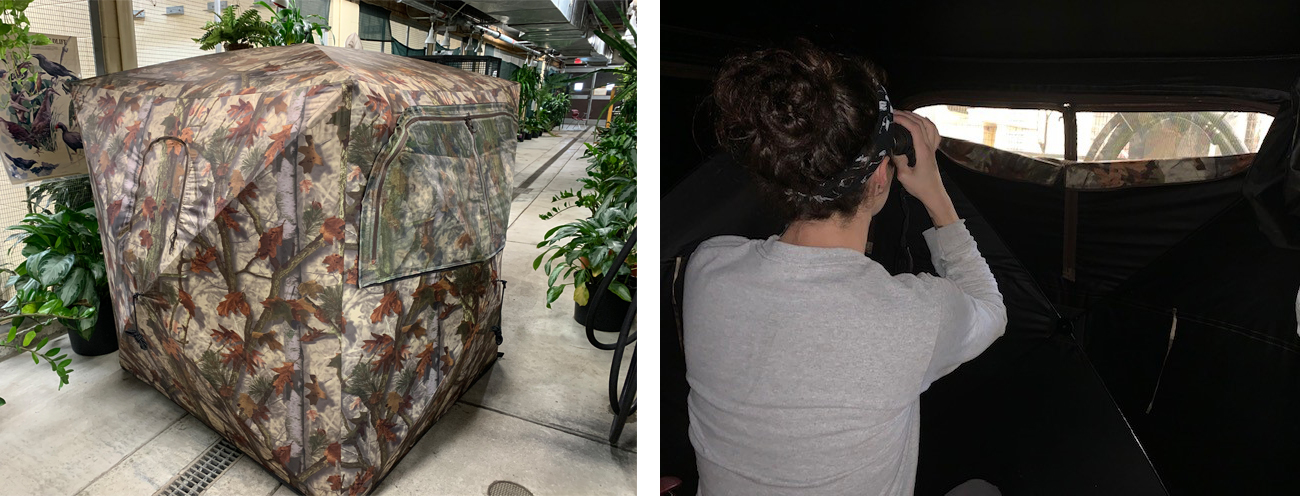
[510,65,541,119]
[525,115,549,136]
[0,205,103,406]
[3,206,107,340]
[534,116,636,308]
[0,306,78,406]
[534,199,636,308]
[589,2,635,119]
[194,4,273,51]
[25,175,93,214]
[537,92,572,133]
[257,0,330,46]
[540,118,635,220]
[0,0,51,87]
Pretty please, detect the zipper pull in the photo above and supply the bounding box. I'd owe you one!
[465,115,477,134]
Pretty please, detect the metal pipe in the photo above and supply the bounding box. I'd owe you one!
[395,0,440,16]
[473,24,543,58]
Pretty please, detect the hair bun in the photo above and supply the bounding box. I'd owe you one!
[713,38,884,221]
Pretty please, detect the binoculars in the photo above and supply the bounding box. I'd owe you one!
[889,125,917,168]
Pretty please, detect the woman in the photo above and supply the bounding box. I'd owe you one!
[683,39,1008,495]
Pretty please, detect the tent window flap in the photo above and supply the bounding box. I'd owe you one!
[359,103,515,287]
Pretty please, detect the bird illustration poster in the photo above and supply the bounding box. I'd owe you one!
[0,33,84,184]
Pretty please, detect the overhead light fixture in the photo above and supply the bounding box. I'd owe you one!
[425,26,438,45]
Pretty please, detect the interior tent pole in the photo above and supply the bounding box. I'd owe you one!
[1062,103,1079,306]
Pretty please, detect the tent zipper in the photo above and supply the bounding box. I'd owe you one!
[462,117,502,248]
[369,111,512,265]
[1146,308,1178,414]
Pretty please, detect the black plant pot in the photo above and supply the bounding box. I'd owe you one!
[67,294,118,356]
[517,133,524,142]
[573,281,635,332]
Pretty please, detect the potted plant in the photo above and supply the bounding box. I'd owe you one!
[535,117,636,330]
[3,202,113,356]
[538,92,571,135]
[510,66,541,134]
[256,0,330,46]
[535,198,636,330]
[194,4,273,51]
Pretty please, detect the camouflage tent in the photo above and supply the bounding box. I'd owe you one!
[71,44,517,495]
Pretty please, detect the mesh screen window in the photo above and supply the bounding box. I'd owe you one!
[914,105,1067,159]
[915,105,1274,162]
[1078,111,1274,161]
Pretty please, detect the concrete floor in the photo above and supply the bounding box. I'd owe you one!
[0,128,636,496]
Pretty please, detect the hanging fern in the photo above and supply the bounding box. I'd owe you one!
[193,5,274,51]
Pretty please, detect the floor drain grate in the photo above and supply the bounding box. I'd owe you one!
[156,438,243,496]
[487,480,535,496]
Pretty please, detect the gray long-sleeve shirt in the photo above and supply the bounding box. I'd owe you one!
[683,220,1007,496]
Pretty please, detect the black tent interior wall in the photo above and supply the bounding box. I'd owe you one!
[663,2,1300,494]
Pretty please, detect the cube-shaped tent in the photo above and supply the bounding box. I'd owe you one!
[71,44,518,495]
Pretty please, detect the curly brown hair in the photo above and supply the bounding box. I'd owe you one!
[713,38,887,221]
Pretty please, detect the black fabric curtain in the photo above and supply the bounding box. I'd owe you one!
[1244,80,1300,249]
[358,1,390,41]
[1076,89,1300,496]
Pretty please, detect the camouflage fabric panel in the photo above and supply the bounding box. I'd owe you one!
[339,257,504,488]
[114,103,354,492]
[78,44,518,112]
[939,138,1063,186]
[359,103,513,287]
[1064,154,1256,190]
[73,86,328,298]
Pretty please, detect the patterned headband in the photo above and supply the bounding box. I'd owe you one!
[784,84,896,204]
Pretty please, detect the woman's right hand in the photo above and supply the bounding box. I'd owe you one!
[892,110,959,227]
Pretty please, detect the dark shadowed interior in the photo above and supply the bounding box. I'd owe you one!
[661,2,1300,494]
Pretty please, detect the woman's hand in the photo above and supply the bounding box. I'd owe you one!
[892,110,959,227]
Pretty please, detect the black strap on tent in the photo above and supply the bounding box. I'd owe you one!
[1061,104,1080,307]
[123,137,192,257]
